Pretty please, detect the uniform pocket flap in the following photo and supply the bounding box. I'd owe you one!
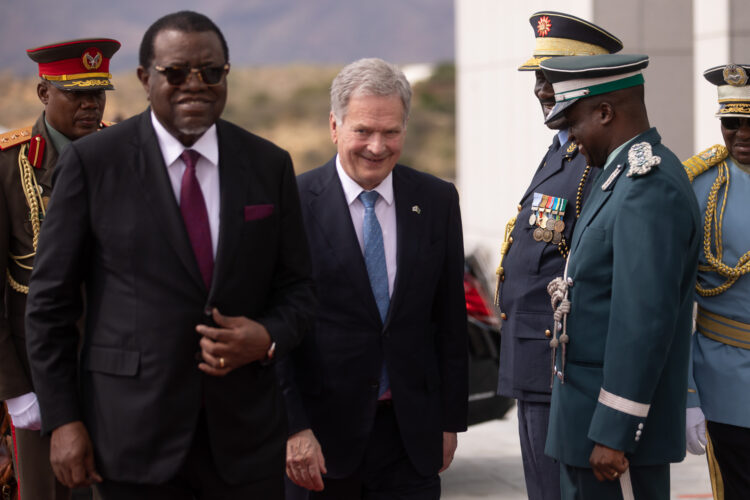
[512,311,554,340]
[85,346,140,376]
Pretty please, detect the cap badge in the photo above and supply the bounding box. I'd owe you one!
[537,16,552,37]
[723,64,748,87]
[82,48,103,70]
[626,142,661,178]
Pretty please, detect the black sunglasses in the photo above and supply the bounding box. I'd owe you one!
[720,117,750,131]
[153,64,229,86]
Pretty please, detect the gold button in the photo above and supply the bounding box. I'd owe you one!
[509,236,514,243]
[545,329,552,338]
[501,313,507,321]
[517,204,522,212]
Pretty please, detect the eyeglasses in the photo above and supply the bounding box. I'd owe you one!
[153,64,229,86]
[720,117,750,130]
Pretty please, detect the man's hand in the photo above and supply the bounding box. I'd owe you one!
[196,308,272,376]
[589,443,628,482]
[686,406,707,455]
[439,432,458,473]
[50,421,101,488]
[286,429,327,491]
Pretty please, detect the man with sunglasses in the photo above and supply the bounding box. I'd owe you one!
[24,11,314,500]
[683,64,750,499]
[0,37,120,500]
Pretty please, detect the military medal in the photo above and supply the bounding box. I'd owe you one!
[533,227,544,241]
[552,231,562,244]
[542,229,553,242]
[529,192,569,245]
[554,220,565,232]
[529,193,542,226]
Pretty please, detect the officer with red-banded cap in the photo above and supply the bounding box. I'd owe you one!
[0,37,119,500]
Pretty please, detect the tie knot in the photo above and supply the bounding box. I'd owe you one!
[181,149,201,170]
[359,190,379,209]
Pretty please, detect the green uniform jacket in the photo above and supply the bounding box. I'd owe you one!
[0,114,57,401]
[545,128,700,467]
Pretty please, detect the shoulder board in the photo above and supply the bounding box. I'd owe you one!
[0,126,33,151]
[682,144,728,182]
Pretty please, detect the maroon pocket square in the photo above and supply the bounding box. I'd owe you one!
[244,204,274,221]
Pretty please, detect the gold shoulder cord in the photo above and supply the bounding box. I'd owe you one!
[6,143,45,294]
[494,214,517,306]
[698,160,750,296]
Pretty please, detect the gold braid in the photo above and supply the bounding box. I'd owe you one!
[697,161,750,296]
[6,143,45,294]
[557,164,592,258]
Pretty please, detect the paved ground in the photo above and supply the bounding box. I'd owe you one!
[441,404,714,499]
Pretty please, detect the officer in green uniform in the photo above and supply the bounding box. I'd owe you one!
[539,54,700,499]
[496,12,622,500]
[0,37,120,500]
[683,63,750,500]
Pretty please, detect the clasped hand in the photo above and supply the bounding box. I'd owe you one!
[196,308,272,376]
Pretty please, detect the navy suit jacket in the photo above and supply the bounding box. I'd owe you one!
[24,110,315,484]
[278,159,468,477]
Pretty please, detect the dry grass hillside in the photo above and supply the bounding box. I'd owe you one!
[0,64,455,178]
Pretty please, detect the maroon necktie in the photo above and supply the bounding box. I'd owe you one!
[179,149,213,289]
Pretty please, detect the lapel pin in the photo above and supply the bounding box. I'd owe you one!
[412,205,421,214]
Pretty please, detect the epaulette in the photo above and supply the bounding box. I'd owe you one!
[683,144,728,183]
[0,126,33,151]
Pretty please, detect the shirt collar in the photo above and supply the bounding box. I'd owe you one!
[335,154,394,206]
[603,134,640,171]
[557,129,570,146]
[150,110,219,166]
[44,114,71,154]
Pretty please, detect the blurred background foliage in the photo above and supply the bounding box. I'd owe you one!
[0,62,455,179]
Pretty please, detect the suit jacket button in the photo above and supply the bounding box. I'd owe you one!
[566,277,574,287]
[501,313,507,321]
[545,329,552,338]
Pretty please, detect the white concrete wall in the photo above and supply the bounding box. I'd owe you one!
[693,0,729,150]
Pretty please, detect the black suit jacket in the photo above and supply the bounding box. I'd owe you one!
[24,110,315,484]
[278,159,468,478]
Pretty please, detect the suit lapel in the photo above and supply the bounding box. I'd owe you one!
[308,162,381,322]
[209,121,247,301]
[386,166,425,327]
[131,111,205,291]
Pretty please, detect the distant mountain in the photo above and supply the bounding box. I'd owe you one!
[0,0,454,75]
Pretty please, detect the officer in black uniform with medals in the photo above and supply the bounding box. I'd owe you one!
[495,12,622,500]
[0,38,120,500]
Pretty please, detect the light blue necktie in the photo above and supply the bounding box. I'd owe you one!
[359,190,390,398]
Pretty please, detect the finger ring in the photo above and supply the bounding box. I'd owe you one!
[219,357,225,368]
[613,471,619,478]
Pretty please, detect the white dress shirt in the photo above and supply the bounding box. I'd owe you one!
[151,112,220,257]
[335,155,397,297]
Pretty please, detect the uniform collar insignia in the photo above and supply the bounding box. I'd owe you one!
[626,142,661,177]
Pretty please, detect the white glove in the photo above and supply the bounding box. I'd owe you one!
[686,406,707,455]
[5,392,42,431]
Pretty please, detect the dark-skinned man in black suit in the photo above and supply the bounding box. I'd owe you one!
[279,58,468,500]
[24,11,314,500]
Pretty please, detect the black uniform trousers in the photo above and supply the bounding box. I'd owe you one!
[707,420,750,500]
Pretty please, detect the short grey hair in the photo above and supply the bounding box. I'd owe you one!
[330,58,412,126]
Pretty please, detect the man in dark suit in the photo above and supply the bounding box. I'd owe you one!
[539,54,699,499]
[495,12,622,500]
[278,58,468,499]
[24,11,314,500]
